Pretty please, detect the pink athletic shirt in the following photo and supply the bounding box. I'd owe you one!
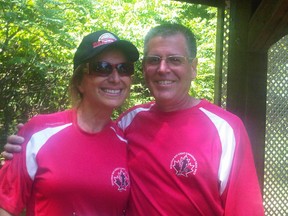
[0,109,130,216]
[117,99,264,216]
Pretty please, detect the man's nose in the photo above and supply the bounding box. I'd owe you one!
[158,58,170,73]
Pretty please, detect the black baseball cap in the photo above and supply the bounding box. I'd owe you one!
[73,30,139,70]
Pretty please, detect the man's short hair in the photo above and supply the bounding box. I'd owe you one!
[144,23,197,58]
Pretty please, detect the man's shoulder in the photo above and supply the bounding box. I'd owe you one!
[120,102,155,118]
[199,100,243,126]
[127,101,155,112]
[116,102,155,131]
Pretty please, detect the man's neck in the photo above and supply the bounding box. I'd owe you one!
[155,96,201,112]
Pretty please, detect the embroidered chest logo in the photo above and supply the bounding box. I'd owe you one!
[170,152,198,177]
[111,168,130,191]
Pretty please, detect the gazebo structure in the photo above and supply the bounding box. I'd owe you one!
[181,0,288,215]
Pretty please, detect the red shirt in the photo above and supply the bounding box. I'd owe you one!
[0,109,130,216]
[117,99,264,216]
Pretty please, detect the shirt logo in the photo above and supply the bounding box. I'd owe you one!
[111,168,130,191]
[170,152,198,177]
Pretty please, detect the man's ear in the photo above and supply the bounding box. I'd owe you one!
[141,60,145,74]
[191,58,198,79]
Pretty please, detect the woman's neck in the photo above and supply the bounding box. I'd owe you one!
[76,102,113,133]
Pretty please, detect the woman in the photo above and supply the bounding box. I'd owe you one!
[0,30,139,216]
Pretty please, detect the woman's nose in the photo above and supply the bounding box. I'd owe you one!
[108,69,121,83]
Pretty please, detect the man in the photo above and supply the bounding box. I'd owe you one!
[2,23,264,215]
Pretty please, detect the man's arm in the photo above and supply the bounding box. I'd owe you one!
[222,120,264,215]
[0,208,13,216]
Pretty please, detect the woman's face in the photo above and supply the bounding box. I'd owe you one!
[78,48,133,110]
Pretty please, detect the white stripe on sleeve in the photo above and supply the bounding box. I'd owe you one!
[26,123,72,180]
[200,108,236,195]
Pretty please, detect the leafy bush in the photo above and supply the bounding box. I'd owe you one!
[0,0,217,146]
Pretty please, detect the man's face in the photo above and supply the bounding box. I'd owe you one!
[142,33,197,109]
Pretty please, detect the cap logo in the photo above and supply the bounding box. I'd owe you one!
[92,33,117,48]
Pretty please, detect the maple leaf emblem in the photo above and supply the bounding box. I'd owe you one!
[113,169,129,191]
[173,155,195,177]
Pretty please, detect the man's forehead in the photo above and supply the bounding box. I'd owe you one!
[146,35,188,53]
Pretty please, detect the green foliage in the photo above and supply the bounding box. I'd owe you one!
[0,0,217,146]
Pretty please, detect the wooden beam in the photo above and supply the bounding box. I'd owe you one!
[177,0,225,7]
[226,0,267,189]
[245,51,268,189]
[248,0,288,52]
[226,0,251,118]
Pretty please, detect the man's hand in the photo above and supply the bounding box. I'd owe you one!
[0,123,25,168]
[0,208,13,216]
[2,134,25,159]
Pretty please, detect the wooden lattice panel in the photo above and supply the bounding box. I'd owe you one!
[264,34,288,216]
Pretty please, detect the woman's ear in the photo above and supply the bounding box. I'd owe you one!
[77,82,84,94]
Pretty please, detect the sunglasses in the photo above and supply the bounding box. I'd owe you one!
[88,61,134,77]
